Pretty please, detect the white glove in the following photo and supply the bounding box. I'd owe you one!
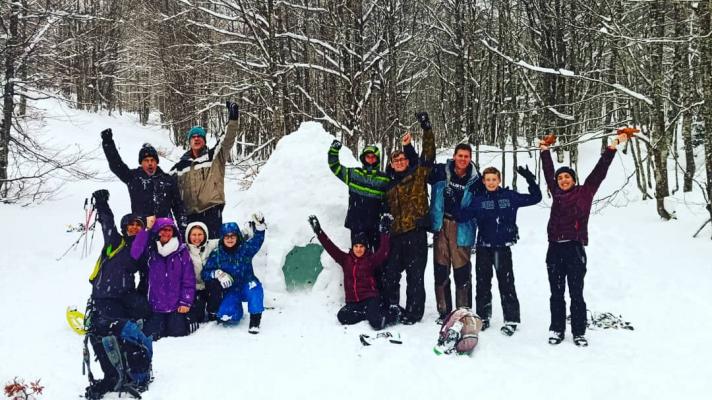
[213,269,234,289]
[251,211,266,231]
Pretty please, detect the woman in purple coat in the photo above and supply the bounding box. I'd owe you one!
[131,216,196,339]
[540,132,628,347]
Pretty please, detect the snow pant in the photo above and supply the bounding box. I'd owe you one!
[382,228,428,322]
[475,246,520,324]
[546,241,587,336]
[433,218,473,316]
[351,227,384,291]
[187,204,225,239]
[337,297,386,330]
[188,279,223,324]
[143,311,189,340]
[217,280,265,324]
[90,292,152,336]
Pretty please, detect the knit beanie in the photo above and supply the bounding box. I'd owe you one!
[187,126,207,140]
[555,166,577,183]
[138,143,159,164]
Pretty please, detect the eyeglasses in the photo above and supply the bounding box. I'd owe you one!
[391,157,407,163]
[224,233,238,239]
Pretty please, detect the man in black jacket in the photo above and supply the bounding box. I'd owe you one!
[101,129,187,233]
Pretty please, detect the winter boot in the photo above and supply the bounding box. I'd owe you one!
[481,319,490,331]
[207,313,217,322]
[500,323,517,336]
[548,331,564,345]
[248,313,262,334]
[84,378,116,400]
[573,335,588,347]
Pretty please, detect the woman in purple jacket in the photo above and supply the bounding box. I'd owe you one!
[308,214,391,330]
[540,132,628,347]
[131,216,196,339]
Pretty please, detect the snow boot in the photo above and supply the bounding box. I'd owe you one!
[481,319,490,331]
[548,331,564,345]
[248,313,262,334]
[573,335,588,347]
[500,323,517,336]
[84,378,115,400]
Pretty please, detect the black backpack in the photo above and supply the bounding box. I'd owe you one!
[83,301,153,399]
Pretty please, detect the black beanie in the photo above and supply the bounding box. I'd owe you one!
[352,232,369,247]
[138,143,159,164]
[555,166,577,183]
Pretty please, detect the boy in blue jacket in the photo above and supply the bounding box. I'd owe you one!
[202,213,266,334]
[457,166,541,336]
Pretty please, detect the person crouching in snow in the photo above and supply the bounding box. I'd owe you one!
[131,216,196,340]
[201,213,267,334]
[539,131,629,347]
[185,222,222,329]
[308,214,392,330]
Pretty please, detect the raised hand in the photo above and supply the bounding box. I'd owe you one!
[331,139,342,150]
[516,165,536,182]
[415,112,431,130]
[226,101,240,121]
[379,213,393,234]
[91,189,110,205]
[101,128,112,141]
[308,215,322,234]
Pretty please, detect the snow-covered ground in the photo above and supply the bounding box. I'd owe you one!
[0,98,710,399]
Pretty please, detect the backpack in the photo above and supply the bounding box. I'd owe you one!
[434,307,483,355]
[83,300,153,399]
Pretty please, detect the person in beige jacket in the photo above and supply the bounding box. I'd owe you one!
[171,101,240,238]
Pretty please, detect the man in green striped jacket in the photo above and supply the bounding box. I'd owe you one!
[328,136,415,251]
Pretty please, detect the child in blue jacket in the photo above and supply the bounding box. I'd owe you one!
[457,166,541,336]
[202,213,266,334]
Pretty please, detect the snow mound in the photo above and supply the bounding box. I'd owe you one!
[231,122,363,300]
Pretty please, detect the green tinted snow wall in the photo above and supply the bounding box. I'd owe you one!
[282,243,324,291]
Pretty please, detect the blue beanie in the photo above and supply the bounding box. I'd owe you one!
[187,126,207,140]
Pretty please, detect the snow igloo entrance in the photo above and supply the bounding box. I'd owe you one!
[282,243,324,291]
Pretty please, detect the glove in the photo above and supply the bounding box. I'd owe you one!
[416,112,431,130]
[330,139,342,150]
[251,211,266,231]
[226,101,240,121]
[516,165,536,182]
[379,213,393,234]
[101,128,112,141]
[91,189,110,205]
[213,269,234,289]
[308,215,322,234]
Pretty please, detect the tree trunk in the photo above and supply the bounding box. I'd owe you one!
[1,1,19,198]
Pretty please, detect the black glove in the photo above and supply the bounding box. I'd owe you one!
[226,101,240,121]
[516,165,536,182]
[101,128,112,141]
[416,112,431,130]
[330,139,342,150]
[92,189,110,205]
[308,215,322,234]
[379,213,393,234]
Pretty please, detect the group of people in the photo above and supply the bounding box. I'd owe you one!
[84,102,267,399]
[312,111,630,350]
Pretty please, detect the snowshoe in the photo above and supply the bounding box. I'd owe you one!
[500,323,517,337]
[573,335,588,347]
[359,331,402,346]
[548,331,564,345]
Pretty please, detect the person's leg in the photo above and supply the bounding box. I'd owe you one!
[121,291,152,321]
[244,280,265,315]
[164,311,189,337]
[189,289,207,324]
[204,279,224,320]
[365,297,387,330]
[142,312,166,340]
[494,247,520,324]
[546,243,568,335]
[433,222,453,318]
[453,262,472,309]
[475,246,494,322]
[337,302,368,325]
[217,289,244,323]
[382,234,405,310]
[403,229,427,322]
[566,243,588,337]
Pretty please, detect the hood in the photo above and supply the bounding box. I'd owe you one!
[120,213,144,237]
[152,217,179,238]
[359,145,381,169]
[185,221,209,246]
[219,222,244,251]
